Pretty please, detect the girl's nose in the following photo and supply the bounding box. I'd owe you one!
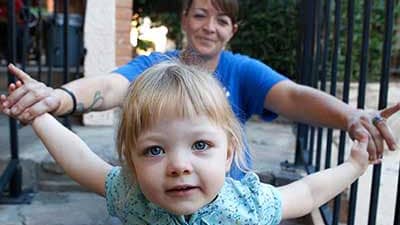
[166,153,193,177]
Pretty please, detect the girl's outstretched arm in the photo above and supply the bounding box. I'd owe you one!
[32,113,112,196]
[278,137,370,219]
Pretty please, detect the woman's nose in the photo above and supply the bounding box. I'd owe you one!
[166,153,193,177]
[203,17,217,32]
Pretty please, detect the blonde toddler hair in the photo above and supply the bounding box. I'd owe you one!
[117,61,248,176]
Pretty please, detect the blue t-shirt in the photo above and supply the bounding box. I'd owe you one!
[106,167,282,225]
[114,51,287,179]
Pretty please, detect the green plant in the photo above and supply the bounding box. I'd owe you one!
[230,0,300,79]
[334,0,400,81]
[132,0,400,81]
[134,0,300,79]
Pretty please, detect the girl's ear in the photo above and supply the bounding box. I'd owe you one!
[225,139,235,172]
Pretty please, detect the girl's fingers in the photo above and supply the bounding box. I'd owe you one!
[8,83,16,93]
[16,80,23,88]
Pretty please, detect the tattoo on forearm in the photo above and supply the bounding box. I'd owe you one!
[75,91,104,114]
[76,103,85,114]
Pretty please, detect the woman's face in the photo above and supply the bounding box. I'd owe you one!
[182,0,237,59]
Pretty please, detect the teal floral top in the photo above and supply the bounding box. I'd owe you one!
[106,167,282,225]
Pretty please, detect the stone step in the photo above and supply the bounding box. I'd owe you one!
[0,191,310,225]
[0,191,122,225]
[0,114,119,193]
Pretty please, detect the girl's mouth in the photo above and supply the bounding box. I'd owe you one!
[166,185,199,197]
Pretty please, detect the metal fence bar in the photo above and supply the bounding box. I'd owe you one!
[6,0,21,198]
[347,169,359,225]
[379,0,394,110]
[341,0,355,224]
[295,0,316,167]
[63,0,69,84]
[326,0,342,172]
[330,1,342,224]
[347,0,373,223]
[62,0,71,128]
[315,0,331,173]
[74,0,86,81]
[46,0,57,86]
[0,159,18,197]
[367,0,395,224]
[37,0,43,79]
[357,0,371,109]
[21,0,29,70]
[306,0,322,167]
[310,0,324,169]
[323,1,336,173]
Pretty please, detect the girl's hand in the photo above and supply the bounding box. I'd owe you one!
[348,137,371,173]
[0,80,23,112]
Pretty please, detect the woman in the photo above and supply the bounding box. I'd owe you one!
[2,0,399,179]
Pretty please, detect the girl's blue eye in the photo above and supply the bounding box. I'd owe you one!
[192,141,209,151]
[146,146,165,156]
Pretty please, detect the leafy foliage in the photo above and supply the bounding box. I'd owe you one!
[133,0,400,81]
[334,0,400,81]
[229,0,299,79]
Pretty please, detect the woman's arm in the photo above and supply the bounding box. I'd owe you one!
[32,113,112,196]
[278,138,370,219]
[265,80,399,161]
[53,72,130,115]
[265,80,351,129]
[2,64,130,122]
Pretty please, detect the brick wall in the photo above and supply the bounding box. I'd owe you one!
[115,0,133,66]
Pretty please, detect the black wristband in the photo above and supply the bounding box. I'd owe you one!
[57,87,77,116]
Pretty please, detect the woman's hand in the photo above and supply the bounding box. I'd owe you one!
[347,103,400,161]
[0,64,61,123]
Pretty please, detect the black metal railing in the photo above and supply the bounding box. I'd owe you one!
[0,0,84,204]
[296,0,399,225]
[0,0,22,203]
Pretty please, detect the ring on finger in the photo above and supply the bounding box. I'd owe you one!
[372,114,386,126]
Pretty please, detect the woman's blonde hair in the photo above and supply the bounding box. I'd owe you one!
[116,61,248,176]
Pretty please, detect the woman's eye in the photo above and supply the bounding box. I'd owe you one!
[192,141,209,151]
[193,13,205,18]
[218,19,229,26]
[145,146,165,156]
